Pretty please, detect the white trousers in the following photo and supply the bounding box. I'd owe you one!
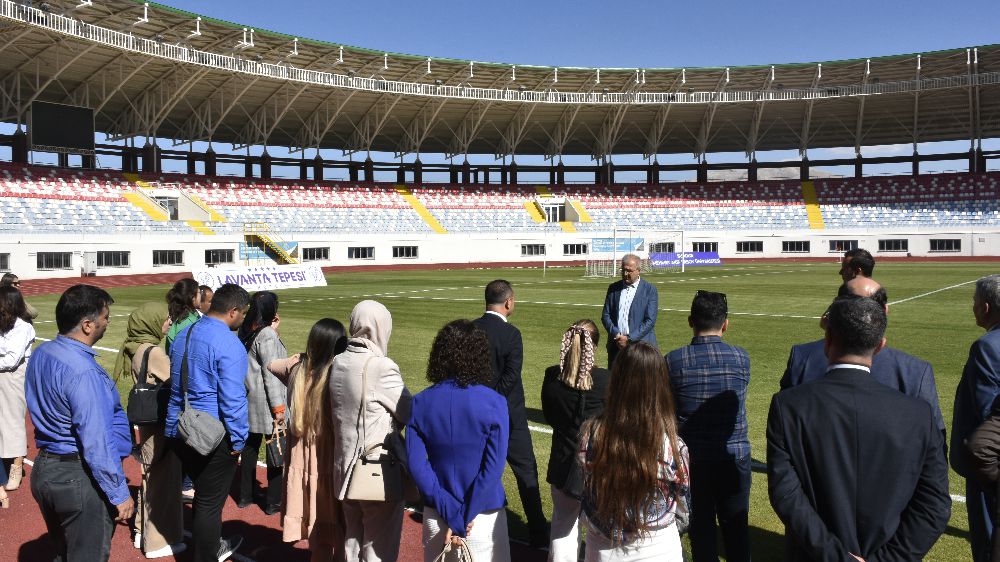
[0,362,27,459]
[583,518,682,562]
[548,486,583,562]
[422,506,511,562]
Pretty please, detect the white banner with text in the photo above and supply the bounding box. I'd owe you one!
[192,264,327,292]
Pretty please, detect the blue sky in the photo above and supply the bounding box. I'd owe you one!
[5,0,999,179]
[164,0,999,69]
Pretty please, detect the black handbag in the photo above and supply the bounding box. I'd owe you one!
[126,346,170,426]
[266,424,287,468]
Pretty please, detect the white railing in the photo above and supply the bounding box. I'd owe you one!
[2,0,997,106]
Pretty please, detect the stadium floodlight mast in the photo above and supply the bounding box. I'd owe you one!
[134,2,148,25]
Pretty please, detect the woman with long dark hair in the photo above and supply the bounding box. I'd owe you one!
[237,291,288,515]
[164,278,201,353]
[407,319,510,562]
[268,318,349,561]
[0,286,34,506]
[542,320,611,561]
[578,341,689,561]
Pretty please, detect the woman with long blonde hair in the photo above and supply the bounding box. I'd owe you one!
[541,320,611,562]
[269,318,349,562]
[578,341,690,561]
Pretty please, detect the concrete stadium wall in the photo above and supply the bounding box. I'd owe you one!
[5,228,1000,280]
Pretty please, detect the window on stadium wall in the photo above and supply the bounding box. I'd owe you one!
[649,242,675,253]
[302,247,330,261]
[392,246,418,259]
[692,242,718,253]
[879,239,909,252]
[153,250,184,266]
[737,241,763,253]
[521,244,546,256]
[97,251,130,268]
[828,240,859,253]
[930,239,961,252]
[204,249,234,266]
[563,244,588,256]
[782,241,810,253]
[348,247,374,260]
[0,253,8,272]
[37,252,72,270]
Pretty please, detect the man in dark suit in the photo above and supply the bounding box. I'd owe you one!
[951,274,1000,562]
[601,254,659,366]
[767,295,950,562]
[781,277,946,437]
[473,279,547,546]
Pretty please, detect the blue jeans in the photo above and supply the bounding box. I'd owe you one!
[688,454,752,562]
[30,451,117,562]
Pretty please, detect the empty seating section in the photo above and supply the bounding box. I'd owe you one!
[815,174,1000,228]
[1,162,998,234]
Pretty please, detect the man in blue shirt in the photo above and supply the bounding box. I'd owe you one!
[165,283,250,562]
[26,284,133,562]
[666,290,751,562]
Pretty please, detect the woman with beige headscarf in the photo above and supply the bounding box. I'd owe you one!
[329,300,412,562]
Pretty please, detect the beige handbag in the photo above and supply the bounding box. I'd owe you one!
[345,356,405,502]
[432,537,474,562]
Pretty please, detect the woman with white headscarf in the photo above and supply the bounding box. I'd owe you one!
[329,300,412,562]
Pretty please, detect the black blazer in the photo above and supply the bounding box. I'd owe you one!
[540,364,611,497]
[780,339,945,433]
[473,313,526,417]
[767,368,951,562]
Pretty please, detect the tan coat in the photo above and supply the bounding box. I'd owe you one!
[132,343,184,554]
[280,362,346,559]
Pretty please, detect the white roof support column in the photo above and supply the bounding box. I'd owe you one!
[642,71,685,159]
[912,55,921,151]
[746,66,775,158]
[495,102,537,160]
[543,105,582,161]
[968,48,982,149]
[854,60,871,156]
[798,64,822,158]
[694,69,729,159]
[290,88,358,152]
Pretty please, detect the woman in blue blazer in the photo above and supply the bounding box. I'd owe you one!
[407,320,511,562]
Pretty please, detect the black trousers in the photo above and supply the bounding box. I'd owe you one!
[173,437,238,562]
[507,411,547,537]
[239,432,281,507]
[688,454,752,562]
[30,451,117,562]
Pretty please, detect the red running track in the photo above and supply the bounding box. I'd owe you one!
[0,419,547,562]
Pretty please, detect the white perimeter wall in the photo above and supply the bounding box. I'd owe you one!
[3,228,999,280]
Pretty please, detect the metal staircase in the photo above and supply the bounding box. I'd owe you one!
[243,222,298,264]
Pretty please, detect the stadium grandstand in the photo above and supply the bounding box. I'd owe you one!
[0,0,998,279]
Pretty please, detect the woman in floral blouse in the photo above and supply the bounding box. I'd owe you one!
[578,341,690,561]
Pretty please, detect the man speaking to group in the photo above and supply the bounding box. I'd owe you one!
[601,254,659,366]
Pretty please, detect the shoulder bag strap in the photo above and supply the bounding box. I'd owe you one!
[180,321,198,412]
[138,345,155,384]
[355,356,376,457]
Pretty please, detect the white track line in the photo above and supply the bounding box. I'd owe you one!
[889,279,979,306]
[33,335,119,354]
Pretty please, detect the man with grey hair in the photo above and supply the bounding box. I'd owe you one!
[951,273,1000,562]
[601,253,659,366]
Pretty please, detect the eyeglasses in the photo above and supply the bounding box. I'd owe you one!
[11,281,20,287]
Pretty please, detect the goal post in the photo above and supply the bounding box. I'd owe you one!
[584,227,686,277]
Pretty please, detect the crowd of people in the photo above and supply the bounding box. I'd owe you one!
[0,252,999,562]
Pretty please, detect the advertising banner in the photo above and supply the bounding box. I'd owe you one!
[649,252,723,267]
[239,241,297,260]
[192,264,327,292]
[590,237,645,253]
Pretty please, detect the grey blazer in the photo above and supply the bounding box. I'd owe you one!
[244,326,288,434]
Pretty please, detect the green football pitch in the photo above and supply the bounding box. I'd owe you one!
[24,261,996,560]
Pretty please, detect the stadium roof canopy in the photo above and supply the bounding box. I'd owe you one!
[0,0,997,160]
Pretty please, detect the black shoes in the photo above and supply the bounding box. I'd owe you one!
[236,497,253,509]
[264,503,281,515]
[217,535,243,562]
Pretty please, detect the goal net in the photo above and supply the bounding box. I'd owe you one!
[584,228,686,277]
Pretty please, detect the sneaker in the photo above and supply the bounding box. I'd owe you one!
[5,462,22,491]
[181,489,195,504]
[145,543,187,559]
[133,532,142,549]
[216,535,243,562]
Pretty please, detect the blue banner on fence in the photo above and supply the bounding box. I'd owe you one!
[591,238,645,253]
[240,241,297,260]
[650,252,723,267]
